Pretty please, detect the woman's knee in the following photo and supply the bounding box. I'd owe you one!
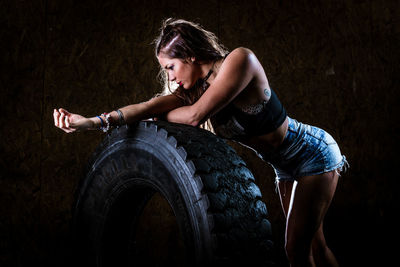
[285,235,313,263]
[311,225,327,252]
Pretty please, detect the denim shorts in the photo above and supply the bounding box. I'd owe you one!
[260,117,349,181]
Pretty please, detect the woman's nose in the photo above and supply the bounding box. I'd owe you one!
[168,73,176,81]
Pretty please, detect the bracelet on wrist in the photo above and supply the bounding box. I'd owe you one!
[116,109,126,127]
[99,113,111,132]
[96,116,104,129]
[98,110,125,132]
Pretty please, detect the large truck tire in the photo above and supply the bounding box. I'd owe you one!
[72,120,274,266]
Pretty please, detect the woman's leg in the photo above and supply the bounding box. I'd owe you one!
[311,223,339,266]
[281,170,339,267]
[278,180,315,266]
[277,180,294,218]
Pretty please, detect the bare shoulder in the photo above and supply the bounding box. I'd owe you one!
[226,47,254,60]
[223,47,259,70]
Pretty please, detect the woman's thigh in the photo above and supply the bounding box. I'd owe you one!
[286,170,339,245]
[277,180,294,218]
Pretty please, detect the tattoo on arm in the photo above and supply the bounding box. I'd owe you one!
[264,88,271,99]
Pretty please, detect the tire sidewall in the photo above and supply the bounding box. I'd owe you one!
[74,123,212,266]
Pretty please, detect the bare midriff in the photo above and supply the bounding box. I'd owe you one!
[241,116,289,154]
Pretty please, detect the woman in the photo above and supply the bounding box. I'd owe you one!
[54,18,348,266]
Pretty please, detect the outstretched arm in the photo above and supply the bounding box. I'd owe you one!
[54,94,183,133]
[117,94,183,124]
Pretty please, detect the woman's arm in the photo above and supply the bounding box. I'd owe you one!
[116,94,183,124]
[164,105,197,126]
[165,47,257,126]
[54,94,183,133]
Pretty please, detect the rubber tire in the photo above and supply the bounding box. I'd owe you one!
[72,120,274,266]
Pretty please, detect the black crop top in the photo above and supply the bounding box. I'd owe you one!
[210,88,287,140]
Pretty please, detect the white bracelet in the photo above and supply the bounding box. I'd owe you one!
[100,113,111,132]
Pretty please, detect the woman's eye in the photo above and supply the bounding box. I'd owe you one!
[168,65,174,70]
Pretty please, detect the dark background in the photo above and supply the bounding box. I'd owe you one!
[1,0,398,266]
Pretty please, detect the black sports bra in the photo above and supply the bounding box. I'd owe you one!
[210,88,287,140]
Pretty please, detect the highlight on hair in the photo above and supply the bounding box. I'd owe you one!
[153,18,229,105]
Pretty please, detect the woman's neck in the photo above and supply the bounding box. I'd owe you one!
[199,61,214,79]
[199,58,223,83]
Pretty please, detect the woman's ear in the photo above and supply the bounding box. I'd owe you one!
[184,57,196,64]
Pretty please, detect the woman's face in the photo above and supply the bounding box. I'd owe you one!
[157,53,200,89]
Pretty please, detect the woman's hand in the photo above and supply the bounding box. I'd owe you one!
[53,108,95,133]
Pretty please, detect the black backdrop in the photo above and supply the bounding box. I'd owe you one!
[1,0,398,266]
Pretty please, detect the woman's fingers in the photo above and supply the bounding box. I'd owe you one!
[59,108,73,129]
[59,111,65,128]
[59,108,71,117]
[65,115,70,128]
[54,108,76,133]
[53,109,59,127]
[54,108,83,133]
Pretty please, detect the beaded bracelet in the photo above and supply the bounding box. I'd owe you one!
[99,113,111,132]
